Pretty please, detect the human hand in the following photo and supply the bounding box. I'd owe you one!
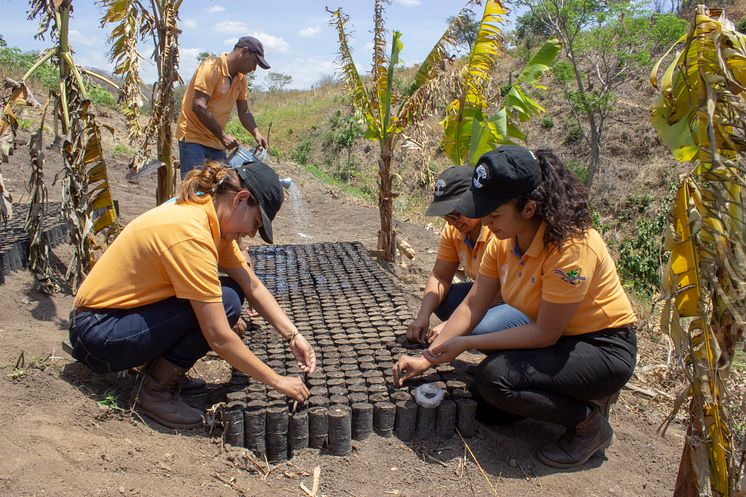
[272,375,309,402]
[289,333,317,374]
[423,336,468,365]
[221,134,239,149]
[232,318,246,338]
[406,317,429,344]
[426,322,446,345]
[392,354,431,387]
[253,130,268,153]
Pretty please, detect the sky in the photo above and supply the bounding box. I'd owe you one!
[1,0,517,90]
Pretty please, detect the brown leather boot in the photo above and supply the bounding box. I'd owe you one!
[180,374,206,392]
[135,358,204,429]
[537,407,614,468]
[591,390,620,420]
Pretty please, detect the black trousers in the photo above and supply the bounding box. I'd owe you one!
[470,327,637,428]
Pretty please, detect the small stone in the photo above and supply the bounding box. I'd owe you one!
[118,486,125,494]
[508,458,517,468]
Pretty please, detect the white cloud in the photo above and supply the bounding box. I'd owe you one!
[395,0,422,5]
[254,33,291,53]
[69,29,97,47]
[255,57,337,90]
[298,26,322,38]
[214,20,249,35]
[206,5,225,13]
[182,19,199,29]
[179,48,204,79]
[222,31,291,54]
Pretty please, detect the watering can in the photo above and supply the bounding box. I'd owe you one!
[227,144,268,168]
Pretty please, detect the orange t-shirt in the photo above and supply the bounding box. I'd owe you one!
[436,224,493,280]
[478,222,636,335]
[74,199,246,309]
[175,53,247,150]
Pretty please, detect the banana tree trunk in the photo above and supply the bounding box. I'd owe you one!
[156,117,173,205]
[377,139,395,261]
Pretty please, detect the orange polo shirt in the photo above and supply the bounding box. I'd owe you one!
[479,222,635,335]
[176,53,247,150]
[74,199,246,310]
[437,224,493,280]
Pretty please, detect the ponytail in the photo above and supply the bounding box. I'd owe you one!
[176,160,243,204]
[515,149,591,249]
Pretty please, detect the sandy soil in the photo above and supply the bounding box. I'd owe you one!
[0,114,685,496]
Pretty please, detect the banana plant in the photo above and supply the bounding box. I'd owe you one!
[100,0,182,204]
[441,0,560,166]
[0,79,39,223]
[23,0,121,290]
[651,6,745,496]
[329,0,484,261]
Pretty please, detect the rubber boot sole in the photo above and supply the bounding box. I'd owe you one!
[137,406,204,429]
[537,433,615,469]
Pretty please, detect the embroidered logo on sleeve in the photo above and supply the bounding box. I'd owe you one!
[554,268,586,286]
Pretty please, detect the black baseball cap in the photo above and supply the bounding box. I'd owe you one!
[456,145,542,218]
[235,36,270,69]
[234,161,283,243]
[424,166,474,217]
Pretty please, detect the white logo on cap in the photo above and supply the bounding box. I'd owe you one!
[473,165,488,189]
[434,179,446,197]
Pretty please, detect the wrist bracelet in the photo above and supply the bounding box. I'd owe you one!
[286,330,300,344]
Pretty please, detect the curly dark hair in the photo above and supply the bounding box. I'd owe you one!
[514,149,592,249]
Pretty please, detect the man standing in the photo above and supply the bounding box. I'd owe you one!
[176,36,271,178]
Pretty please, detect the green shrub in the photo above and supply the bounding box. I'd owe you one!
[552,60,574,83]
[738,16,746,34]
[291,140,312,166]
[17,118,33,131]
[112,143,132,158]
[540,115,554,129]
[86,83,116,107]
[564,121,584,143]
[566,159,588,184]
[617,187,675,297]
[0,47,58,90]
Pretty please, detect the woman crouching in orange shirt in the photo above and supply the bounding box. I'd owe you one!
[394,146,636,468]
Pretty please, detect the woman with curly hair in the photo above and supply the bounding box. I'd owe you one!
[394,145,636,469]
[70,160,314,428]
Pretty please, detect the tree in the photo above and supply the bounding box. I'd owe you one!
[329,0,490,261]
[446,8,480,51]
[441,2,560,165]
[512,0,686,189]
[651,6,745,496]
[100,0,182,205]
[196,51,215,62]
[0,0,122,290]
[266,71,292,92]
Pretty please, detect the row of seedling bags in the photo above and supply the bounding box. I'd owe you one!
[219,396,478,462]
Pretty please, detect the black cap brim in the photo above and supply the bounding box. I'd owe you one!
[257,55,270,70]
[258,208,273,244]
[244,182,274,244]
[456,189,511,219]
[424,197,461,217]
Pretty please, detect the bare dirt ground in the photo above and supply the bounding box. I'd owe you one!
[0,114,685,496]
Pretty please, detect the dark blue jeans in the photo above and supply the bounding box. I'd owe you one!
[69,277,244,373]
[178,140,226,179]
